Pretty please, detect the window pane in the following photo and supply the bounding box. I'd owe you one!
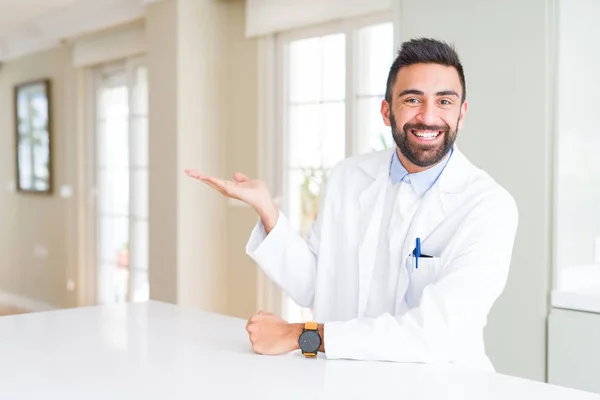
[98,85,128,120]
[98,168,129,216]
[321,102,346,167]
[322,34,346,101]
[287,104,321,168]
[132,169,148,219]
[288,37,322,103]
[285,169,304,233]
[97,119,129,169]
[131,219,148,270]
[97,263,129,304]
[285,168,327,235]
[356,96,394,154]
[288,103,345,169]
[99,216,129,263]
[131,270,149,302]
[356,22,394,96]
[17,143,32,188]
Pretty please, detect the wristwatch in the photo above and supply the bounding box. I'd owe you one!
[298,321,321,357]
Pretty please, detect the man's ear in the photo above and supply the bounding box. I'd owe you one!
[457,100,468,130]
[381,99,392,127]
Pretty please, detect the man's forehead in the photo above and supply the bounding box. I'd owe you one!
[394,63,461,93]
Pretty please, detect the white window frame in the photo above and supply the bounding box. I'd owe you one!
[273,12,394,202]
[257,13,394,318]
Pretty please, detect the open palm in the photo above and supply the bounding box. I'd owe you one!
[185,170,270,210]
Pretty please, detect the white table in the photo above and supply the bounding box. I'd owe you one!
[0,301,598,399]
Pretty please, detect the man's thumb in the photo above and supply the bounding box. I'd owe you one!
[233,172,250,183]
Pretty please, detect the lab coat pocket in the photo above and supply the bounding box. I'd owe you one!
[406,256,443,306]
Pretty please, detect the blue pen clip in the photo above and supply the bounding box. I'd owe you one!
[414,238,421,269]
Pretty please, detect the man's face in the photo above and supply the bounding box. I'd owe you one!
[381,63,467,171]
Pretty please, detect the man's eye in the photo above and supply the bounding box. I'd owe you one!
[405,98,420,104]
[439,99,452,105]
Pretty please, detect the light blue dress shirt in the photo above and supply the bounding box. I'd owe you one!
[389,147,454,195]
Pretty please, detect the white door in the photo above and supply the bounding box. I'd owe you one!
[92,59,149,304]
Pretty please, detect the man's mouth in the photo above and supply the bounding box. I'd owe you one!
[411,130,444,141]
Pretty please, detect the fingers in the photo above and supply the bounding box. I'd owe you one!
[246,314,260,333]
[185,169,236,196]
[258,309,276,316]
[185,170,224,187]
[246,310,272,334]
[246,315,254,332]
[246,315,261,354]
[184,169,208,180]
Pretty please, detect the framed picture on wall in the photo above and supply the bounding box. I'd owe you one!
[14,79,53,194]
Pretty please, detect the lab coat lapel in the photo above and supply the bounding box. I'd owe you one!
[400,146,472,263]
[357,149,394,316]
[400,186,446,263]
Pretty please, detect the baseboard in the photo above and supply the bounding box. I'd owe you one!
[0,290,59,312]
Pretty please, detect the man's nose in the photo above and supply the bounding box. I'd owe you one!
[415,101,439,126]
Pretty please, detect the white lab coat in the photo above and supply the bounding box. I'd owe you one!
[246,146,518,371]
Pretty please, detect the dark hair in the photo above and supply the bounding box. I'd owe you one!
[385,38,466,104]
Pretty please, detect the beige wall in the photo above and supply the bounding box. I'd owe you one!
[146,0,179,305]
[0,46,79,308]
[147,0,260,317]
[175,0,229,313]
[224,1,261,319]
[0,0,261,317]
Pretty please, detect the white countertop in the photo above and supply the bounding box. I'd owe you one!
[0,301,598,399]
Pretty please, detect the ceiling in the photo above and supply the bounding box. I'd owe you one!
[0,0,151,61]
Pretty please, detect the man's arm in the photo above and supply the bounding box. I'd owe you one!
[186,168,328,308]
[247,191,517,365]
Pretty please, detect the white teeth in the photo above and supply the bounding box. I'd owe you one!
[412,130,441,140]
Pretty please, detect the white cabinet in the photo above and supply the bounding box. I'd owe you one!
[548,308,600,394]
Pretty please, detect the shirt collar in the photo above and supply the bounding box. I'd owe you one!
[389,147,453,196]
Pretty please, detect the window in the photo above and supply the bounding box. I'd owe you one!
[277,18,395,322]
[93,60,149,304]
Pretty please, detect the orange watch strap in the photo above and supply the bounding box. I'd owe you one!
[304,321,318,330]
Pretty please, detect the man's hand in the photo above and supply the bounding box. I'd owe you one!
[185,170,279,233]
[245,311,302,355]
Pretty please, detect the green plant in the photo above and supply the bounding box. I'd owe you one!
[299,167,329,235]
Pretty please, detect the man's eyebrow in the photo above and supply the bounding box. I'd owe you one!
[398,89,424,97]
[436,90,460,97]
[397,89,460,98]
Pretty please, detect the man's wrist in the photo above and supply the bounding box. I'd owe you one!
[256,201,279,234]
[288,323,303,351]
[289,322,325,353]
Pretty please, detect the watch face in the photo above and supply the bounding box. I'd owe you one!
[299,330,321,353]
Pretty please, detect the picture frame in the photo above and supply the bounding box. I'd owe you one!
[14,79,53,194]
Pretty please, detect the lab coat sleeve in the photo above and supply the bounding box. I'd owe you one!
[245,192,327,308]
[323,190,518,365]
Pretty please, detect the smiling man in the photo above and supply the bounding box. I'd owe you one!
[186,38,518,371]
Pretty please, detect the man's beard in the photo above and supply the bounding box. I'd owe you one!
[391,112,459,168]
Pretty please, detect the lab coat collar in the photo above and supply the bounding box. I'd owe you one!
[357,145,471,193]
[356,145,473,249]
[434,145,472,195]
